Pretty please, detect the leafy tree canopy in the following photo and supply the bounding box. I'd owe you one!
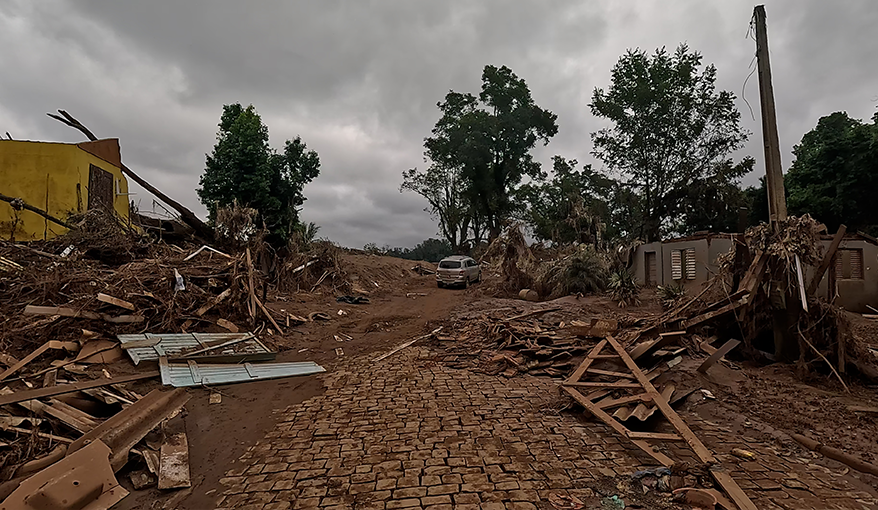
[198,103,320,245]
[590,44,750,241]
[518,156,614,245]
[415,65,558,243]
[786,111,878,235]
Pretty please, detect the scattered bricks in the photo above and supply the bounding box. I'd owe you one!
[393,487,428,499]
[462,473,490,484]
[423,465,452,476]
[263,463,290,474]
[271,479,296,491]
[295,469,327,481]
[245,481,275,493]
[427,484,460,496]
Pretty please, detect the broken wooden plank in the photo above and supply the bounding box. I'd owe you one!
[503,307,562,322]
[795,255,809,313]
[0,341,79,382]
[0,372,159,406]
[254,294,284,334]
[683,298,747,330]
[158,421,191,489]
[195,287,233,317]
[245,247,257,319]
[23,305,143,324]
[627,431,684,441]
[807,224,846,296]
[216,318,239,332]
[42,369,57,388]
[697,339,741,374]
[97,292,135,311]
[15,398,100,434]
[373,328,442,362]
[183,245,232,262]
[630,331,685,361]
[709,468,759,510]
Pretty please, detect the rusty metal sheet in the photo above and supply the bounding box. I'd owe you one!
[1,440,127,510]
[117,332,272,365]
[67,388,190,472]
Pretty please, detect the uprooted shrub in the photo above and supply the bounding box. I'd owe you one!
[609,269,640,307]
[534,245,609,299]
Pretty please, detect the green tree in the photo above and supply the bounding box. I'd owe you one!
[518,156,613,245]
[401,165,470,253]
[786,111,878,235]
[198,104,320,245]
[590,44,750,241]
[419,65,558,242]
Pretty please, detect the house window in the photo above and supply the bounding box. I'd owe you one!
[671,248,696,280]
[671,248,697,281]
[685,248,697,280]
[835,248,864,280]
[671,250,683,280]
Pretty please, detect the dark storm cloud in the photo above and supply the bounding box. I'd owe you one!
[1,1,876,248]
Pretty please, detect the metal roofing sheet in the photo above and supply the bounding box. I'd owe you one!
[158,359,325,387]
[117,332,271,365]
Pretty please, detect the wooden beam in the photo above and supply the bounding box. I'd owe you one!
[561,382,642,389]
[585,368,635,380]
[0,372,158,407]
[627,431,684,442]
[605,335,715,463]
[697,339,741,374]
[807,225,846,296]
[563,386,674,466]
[245,248,257,319]
[566,339,607,384]
[97,293,135,311]
[0,341,79,382]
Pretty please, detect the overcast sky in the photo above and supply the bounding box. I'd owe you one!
[1,1,876,248]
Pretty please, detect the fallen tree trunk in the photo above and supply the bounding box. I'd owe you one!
[47,110,214,241]
[0,192,77,230]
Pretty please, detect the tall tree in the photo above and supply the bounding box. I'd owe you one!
[590,44,750,241]
[401,164,470,253]
[198,104,320,244]
[786,111,878,235]
[418,65,558,242]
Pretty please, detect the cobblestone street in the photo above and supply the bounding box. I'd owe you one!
[216,347,878,509]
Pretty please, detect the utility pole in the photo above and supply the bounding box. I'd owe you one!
[754,5,796,362]
[753,5,787,226]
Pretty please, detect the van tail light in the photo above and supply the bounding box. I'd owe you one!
[459,270,466,276]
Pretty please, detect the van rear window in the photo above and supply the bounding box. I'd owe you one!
[439,261,461,269]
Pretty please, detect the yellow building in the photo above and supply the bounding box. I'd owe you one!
[0,139,130,241]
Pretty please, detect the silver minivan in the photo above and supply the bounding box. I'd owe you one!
[436,255,481,288]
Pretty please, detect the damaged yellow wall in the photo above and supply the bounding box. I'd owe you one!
[0,140,129,241]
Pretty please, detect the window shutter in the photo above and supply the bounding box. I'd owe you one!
[685,248,697,280]
[671,250,682,280]
[851,249,864,279]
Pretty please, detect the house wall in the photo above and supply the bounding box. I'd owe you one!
[632,236,734,290]
[814,238,878,313]
[0,140,129,241]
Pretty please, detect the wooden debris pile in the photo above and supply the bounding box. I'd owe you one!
[644,217,878,386]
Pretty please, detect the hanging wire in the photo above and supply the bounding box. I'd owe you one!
[740,14,759,121]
